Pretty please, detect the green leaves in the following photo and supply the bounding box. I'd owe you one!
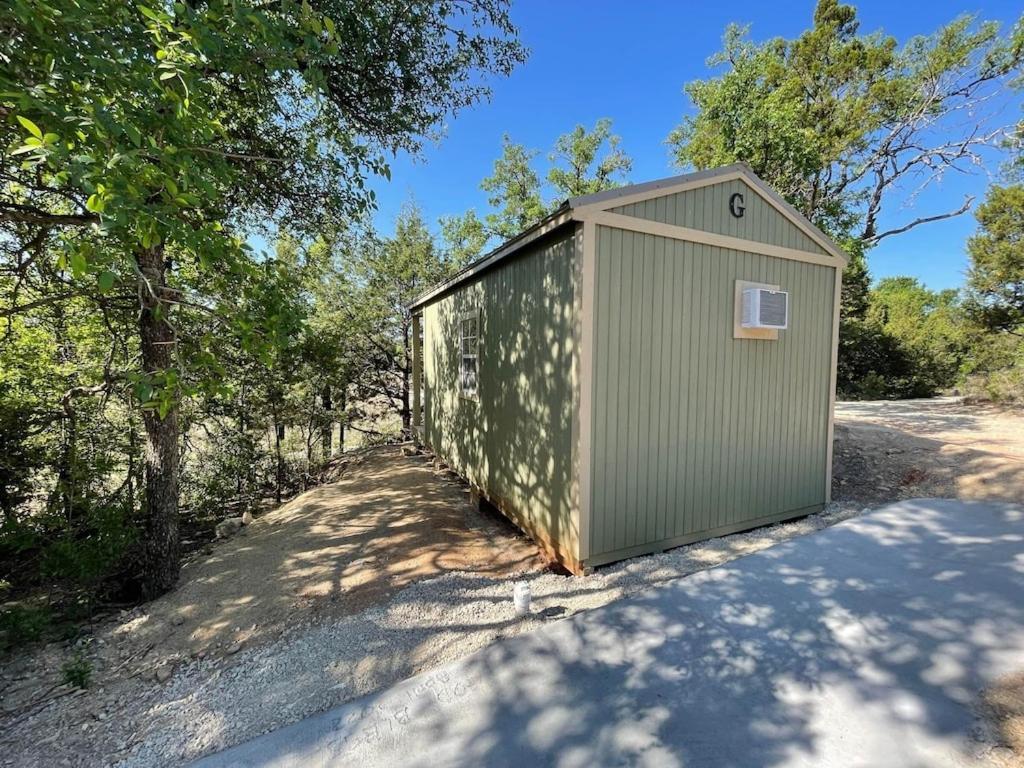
[11,115,59,159]
[133,380,153,405]
[97,270,117,293]
[666,1,1024,245]
[548,118,632,198]
[16,115,42,139]
[966,184,1024,334]
[69,251,88,278]
[480,135,545,239]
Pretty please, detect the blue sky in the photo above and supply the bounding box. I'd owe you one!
[365,0,1022,292]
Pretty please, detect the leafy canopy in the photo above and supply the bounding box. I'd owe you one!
[547,118,632,199]
[476,120,634,244]
[1,0,526,402]
[668,0,1024,245]
[966,185,1024,335]
[480,135,546,240]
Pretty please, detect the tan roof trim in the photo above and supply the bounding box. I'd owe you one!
[571,163,848,265]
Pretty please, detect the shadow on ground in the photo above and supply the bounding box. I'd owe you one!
[145,447,543,656]
[194,499,1024,768]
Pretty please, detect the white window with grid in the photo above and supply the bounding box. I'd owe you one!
[459,311,479,398]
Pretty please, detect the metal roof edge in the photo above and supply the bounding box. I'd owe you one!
[407,206,574,312]
[408,164,847,312]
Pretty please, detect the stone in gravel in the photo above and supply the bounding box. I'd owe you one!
[171,616,184,626]
[155,665,174,683]
[225,642,242,655]
[215,517,245,539]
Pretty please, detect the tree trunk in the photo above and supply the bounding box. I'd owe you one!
[136,244,180,599]
[274,418,284,504]
[320,386,332,460]
[126,411,137,513]
[0,482,13,530]
[57,404,77,523]
[337,386,346,454]
[304,406,314,490]
[236,384,246,498]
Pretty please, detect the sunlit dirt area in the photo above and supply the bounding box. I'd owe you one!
[833,397,1024,504]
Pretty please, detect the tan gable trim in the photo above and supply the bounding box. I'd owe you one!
[580,211,844,268]
[573,165,847,264]
[825,265,843,502]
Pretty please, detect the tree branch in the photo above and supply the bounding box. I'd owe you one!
[865,196,975,244]
[0,292,79,318]
[0,203,98,228]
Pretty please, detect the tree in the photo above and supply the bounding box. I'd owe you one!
[353,204,461,436]
[548,118,632,199]
[440,209,489,264]
[667,0,1024,247]
[965,185,1024,336]
[1,0,525,597]
[869,277,966,391]
[480,135,546,239]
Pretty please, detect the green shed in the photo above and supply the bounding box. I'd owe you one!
[408,163,846,573]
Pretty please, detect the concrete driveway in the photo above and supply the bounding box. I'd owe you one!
[192,499,1024,768]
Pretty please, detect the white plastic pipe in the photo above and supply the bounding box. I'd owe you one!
[512,582,531,617]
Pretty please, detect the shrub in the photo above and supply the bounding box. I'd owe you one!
[837,319,934,400]
[61,650,92,689]
[0,602,53,650]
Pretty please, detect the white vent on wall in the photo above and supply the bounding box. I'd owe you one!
[742,288,789,329]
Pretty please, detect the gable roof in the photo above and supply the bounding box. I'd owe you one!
[408,163,846,312]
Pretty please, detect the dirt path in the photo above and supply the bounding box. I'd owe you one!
[0,448,542,718]
[833,397,1024,504]
[140,446,542,658]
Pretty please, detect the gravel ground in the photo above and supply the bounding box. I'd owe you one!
[2,502,860,767]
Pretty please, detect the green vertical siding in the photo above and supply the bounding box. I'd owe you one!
[422,228,579,562]
[588,225,836,564]
[612,179,828,256]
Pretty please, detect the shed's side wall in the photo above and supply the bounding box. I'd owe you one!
[587,224,836,564]
[611,178,829,256]
[422,228,579,565]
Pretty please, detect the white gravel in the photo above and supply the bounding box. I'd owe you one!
[1,503,860,767]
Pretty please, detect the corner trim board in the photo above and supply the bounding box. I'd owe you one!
[825,264,843,502]
[577,219,597,562]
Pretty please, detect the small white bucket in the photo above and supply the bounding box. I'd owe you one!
[512,582,532,617]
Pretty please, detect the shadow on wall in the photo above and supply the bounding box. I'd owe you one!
[196,500,1024,767]
[424,232,577,564]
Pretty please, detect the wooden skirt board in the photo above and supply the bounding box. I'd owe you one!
[582,503,824,569]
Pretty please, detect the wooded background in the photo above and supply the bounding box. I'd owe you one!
[1,0,1022,649]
